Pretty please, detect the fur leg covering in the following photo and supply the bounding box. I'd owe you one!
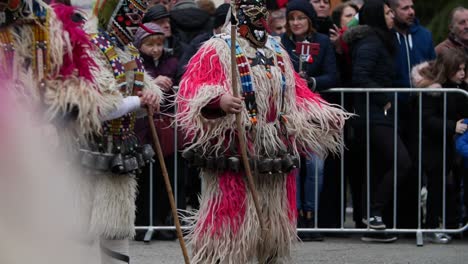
[90,174,137,239]
[185,170,297,263]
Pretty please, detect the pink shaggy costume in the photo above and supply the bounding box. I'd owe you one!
[177,34,349,263]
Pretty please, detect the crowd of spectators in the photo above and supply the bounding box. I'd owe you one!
[131,0,468,244]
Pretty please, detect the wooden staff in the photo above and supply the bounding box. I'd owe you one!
[230,16,265,231]
[147,107,190,264]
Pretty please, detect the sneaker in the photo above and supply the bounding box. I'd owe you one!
[362,216,386,230]
[425,233,452,244]
[361,233,398,243]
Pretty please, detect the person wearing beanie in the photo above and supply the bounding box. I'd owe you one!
[133,22,183,241]
[176,3,230,79]
[133,23,178,91]
[169,0,212,46]
[143,4,185,58]
[282,0,338,93]
[310,0,334,36]
[281,0,338,242]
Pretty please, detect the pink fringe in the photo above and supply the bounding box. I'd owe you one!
[178,46,228,114]
[294,71,323,107]
[286,171,297,222]
[53,4,96,82]
[200,171,247,237]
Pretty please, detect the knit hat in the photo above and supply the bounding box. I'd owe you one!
[172,0,197,11]
[286,0,317,27]
[133,22,164,48]
[142,4,170,23]
[213,3,230,29]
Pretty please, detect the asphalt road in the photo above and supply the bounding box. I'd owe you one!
[130,235,468,264]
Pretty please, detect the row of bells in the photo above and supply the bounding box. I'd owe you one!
[182,149,300,174]
[80,144,155,174]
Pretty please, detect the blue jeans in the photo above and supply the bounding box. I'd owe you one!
[297,153,324,212]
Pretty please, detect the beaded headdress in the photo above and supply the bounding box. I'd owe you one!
[232,0,268,47]
[233,0,265,7]
[0,0,36,27]
[93,0,147,46]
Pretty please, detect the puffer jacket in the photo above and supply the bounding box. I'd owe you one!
[342,25,395,126]
[412,62,467,170]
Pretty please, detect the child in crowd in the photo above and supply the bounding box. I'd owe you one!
[133,22,182,240]
[268,9,287,36]
[413,48,468,243]
[133,22,179,91]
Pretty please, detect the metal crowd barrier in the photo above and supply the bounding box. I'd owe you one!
[135,87,468,246]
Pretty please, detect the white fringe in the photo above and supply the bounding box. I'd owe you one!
[88,173,138,240]
[184,171,296,263]
[178,36,350,159]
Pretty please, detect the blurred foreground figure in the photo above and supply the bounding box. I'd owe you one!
[0,1,161,263]
[0,82,100,264]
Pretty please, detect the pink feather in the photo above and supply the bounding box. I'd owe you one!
[286,171,297,222]
[294,70,323,106]
[52,4,96,82]
[199,171,247,237]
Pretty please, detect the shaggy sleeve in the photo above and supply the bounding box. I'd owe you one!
[176,39,237,154]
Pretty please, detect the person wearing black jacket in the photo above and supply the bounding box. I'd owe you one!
[176,3,230,80]
[412,48,468,243]
[343,0,411,242]
[170,0,212,47]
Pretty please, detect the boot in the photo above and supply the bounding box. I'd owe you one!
[302,211,324,242]
[297,210,307,240]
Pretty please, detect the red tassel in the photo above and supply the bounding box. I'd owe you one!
[307,55,314,64]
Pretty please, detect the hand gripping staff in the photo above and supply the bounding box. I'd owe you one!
[229,4,266,234]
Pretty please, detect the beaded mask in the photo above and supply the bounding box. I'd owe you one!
[0,0,33,27]
[94,0,147,46]
[234,0,269,48]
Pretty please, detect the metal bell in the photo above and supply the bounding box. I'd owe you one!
[192,153,205,167]
[111,153,125,174]
[181,148,195,163]
[205,156,215,170]
[272,158,283,173]
[281,154,295,172]
[249,158,255,170]
[258,158,273,174]
[227,156,241,173]
[136,153,146,168]
[216,156,227,171]
[123,156,139,172]
[292,155,300,169]
[81,151,96,168]
[141,144,155,161]
[95,154,110,171]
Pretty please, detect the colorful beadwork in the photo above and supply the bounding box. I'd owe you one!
[0,30,15,77]
[90,32,146,138]
[0,4,50,83]
[91,32,127,90]
[128,43,145,94]
[271,38,287,123]
[225,38,258,124]
[224,37,287,125]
